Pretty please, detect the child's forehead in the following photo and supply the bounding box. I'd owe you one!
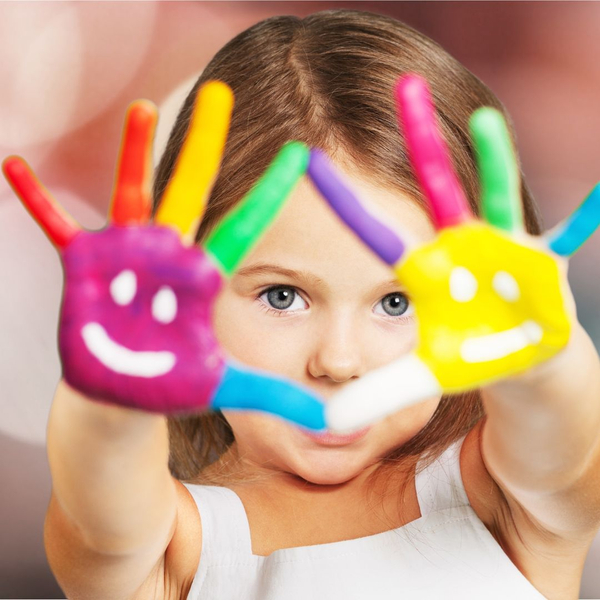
[235,174,435,290]
[276,172,436,246]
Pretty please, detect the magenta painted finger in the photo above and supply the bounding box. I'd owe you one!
[308,149,406,265]
[395,75,472,229]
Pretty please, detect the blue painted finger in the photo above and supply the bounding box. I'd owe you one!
[210,360,327,431]
[546,183,600,257]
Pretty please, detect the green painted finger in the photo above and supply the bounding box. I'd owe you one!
[469,108,523,232]
[204,141,309,276]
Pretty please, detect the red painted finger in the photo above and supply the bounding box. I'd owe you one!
[2,156,80,249]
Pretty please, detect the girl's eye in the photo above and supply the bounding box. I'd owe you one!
[374,293,414,318]
[258,286,307,314]
[257,287,412,319]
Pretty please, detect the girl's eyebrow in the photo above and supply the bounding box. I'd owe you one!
[235,263,325,287]
[235,262,402,294]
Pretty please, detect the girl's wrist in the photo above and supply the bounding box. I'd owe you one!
[486,319,591,392]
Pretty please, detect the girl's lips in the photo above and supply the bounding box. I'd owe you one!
[302,425,371,446]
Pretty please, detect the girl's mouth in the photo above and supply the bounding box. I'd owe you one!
[301,425,371,446]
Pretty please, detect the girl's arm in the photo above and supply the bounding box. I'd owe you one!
[481,319,600,538]
[44,380,181,600]
[306,75,600,543]
[3,87,323,600]
[1,84,324,599]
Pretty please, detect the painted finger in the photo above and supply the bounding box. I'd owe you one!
[155,81,233,244]
[210,360,326,431]
[325,353,442,432]
[307,148,407,265]
[469,108,523,233]
[545,183,600,257]
[204,141,309,277]
[395,74,472,230]
[2,156,81,250]
[109,100,157,225]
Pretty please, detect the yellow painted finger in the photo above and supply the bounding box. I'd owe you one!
[155,81,233,243]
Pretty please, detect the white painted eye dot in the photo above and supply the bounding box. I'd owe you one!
[449,266,478,302]
[152,286,177,324]
[110,269,137,306]
[493,271,520,302]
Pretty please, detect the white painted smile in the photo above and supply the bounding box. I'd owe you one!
[81,322,176,377]
[460,320,543,363]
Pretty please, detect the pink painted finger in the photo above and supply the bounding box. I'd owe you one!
[395,75,472,229]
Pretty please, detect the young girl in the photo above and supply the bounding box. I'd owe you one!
[17,9,600,600]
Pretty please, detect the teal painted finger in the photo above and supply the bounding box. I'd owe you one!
[469,108,523,232]
[204,141,309,276]
[546,183,600,257]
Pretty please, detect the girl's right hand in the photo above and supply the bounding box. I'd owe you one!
[2,81,325,431]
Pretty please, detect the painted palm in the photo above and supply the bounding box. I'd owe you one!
[2,81,325,430]
[308,74,600,431]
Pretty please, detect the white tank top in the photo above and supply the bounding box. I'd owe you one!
[182,434,546,599]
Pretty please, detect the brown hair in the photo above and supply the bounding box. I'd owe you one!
[152,10,542,495]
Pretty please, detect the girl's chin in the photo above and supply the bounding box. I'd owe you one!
[289,451,373,486]
[296,469,367,486]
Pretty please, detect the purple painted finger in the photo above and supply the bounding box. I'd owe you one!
[307,149,406,265]
[395,75,472,230]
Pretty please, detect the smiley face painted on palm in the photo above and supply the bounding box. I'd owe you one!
[396,221,570,391]
[59,226,224,412]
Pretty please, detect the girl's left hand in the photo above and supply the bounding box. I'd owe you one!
[308,74,600,432]
[3,83,326,431]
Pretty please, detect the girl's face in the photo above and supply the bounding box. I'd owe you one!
[212,163,440,487]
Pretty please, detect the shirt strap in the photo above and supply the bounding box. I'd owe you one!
[182,483,253,563]
[414,433,470,517]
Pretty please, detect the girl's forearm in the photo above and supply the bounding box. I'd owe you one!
[480,320,600,494]
[46,380,177,556]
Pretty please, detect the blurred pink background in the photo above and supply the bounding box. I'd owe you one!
[1,2,599,598]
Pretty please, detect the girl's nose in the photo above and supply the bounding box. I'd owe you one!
[307,315,363,383]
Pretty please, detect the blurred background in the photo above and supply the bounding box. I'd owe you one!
[1,1,599,598]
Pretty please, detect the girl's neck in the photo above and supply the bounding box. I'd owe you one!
[198,442,416,506]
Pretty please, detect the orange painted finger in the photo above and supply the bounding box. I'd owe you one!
[109,100,158,225]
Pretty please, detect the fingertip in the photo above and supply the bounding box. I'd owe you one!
[307,147,329,175]
[197,80,234,116]
[469,107,507,138]
[2,155,26,178]
[395,73,430,107]
[277,140,309,172]
[126,99,159,127]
